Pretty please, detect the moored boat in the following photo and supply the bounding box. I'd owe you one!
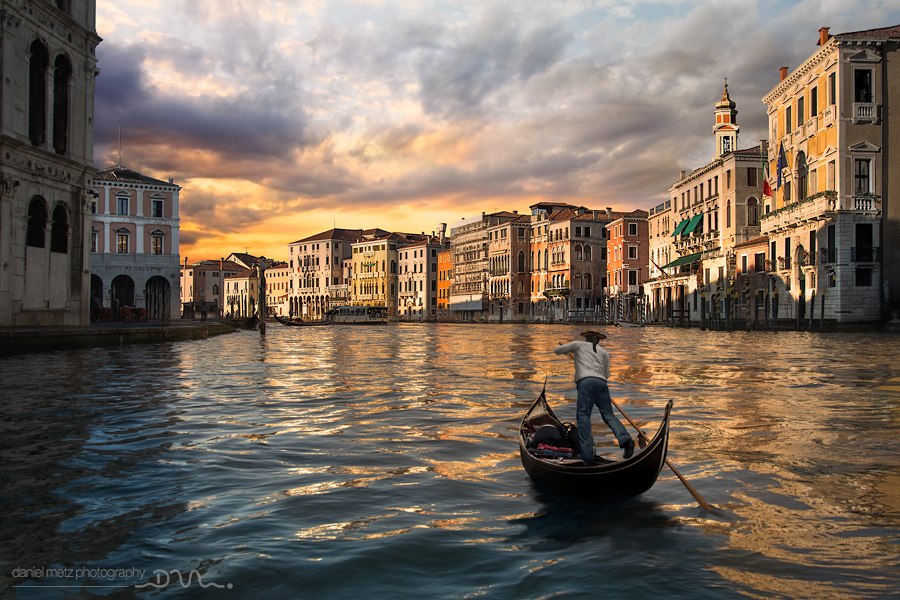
[327,305,388,324]
[274,315,332,326]
[519,384,672,500]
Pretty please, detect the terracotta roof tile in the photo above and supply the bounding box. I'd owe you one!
[94,165,175,187]
[837,24,900,39]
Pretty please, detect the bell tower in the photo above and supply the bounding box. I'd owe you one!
[713,79,739,159]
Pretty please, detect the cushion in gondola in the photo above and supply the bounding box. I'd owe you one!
[531,424,566,447]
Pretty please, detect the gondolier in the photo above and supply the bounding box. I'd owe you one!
[518,382,673,500]
[555,330,634,464]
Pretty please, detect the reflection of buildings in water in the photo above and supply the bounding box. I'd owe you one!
[708,461,896,598]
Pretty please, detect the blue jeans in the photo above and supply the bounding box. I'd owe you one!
[576,377,633,462]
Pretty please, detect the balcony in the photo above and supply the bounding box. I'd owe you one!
[820,247,837,264]
[851,246,879,262]
[805,116,818,135]
[606,285,640,296]
[760,191,837,234]
[822,105,835,127]
[327,284,350,301]
[853,103,879,123]
[543,285,570,298]
[853,192,881,213]
[792,127,804,145]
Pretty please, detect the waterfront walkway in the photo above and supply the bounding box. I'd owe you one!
[0,319,237,356]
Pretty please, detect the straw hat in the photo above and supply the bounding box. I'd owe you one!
[580,330,607,340]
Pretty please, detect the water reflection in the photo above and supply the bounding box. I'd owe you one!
[0,325,897,598]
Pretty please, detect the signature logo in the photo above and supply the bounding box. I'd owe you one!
[135,569,233,590]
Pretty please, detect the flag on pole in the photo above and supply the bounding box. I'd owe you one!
[762,144,773,197]
[776,142,787,189]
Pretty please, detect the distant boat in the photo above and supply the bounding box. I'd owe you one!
[227,314,258,329]
[616,321,644,328]
[519,383,672,499]
[274,315,332,327]
[327,306,388,324]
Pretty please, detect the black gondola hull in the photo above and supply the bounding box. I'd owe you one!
[519,387,672,499]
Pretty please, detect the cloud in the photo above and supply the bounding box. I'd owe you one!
[92,0,900,263]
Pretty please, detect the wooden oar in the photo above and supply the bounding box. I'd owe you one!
[610,398,714,512]
[557,343,714,511]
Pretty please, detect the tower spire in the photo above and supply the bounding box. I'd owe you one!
[713,78,739,159]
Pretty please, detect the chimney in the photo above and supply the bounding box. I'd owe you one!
[183,256,188,268]
[818,27,830,46]
[220,257,224,271]
[679,170,687,180]
[779,66,789,81]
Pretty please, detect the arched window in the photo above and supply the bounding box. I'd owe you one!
[574,275,583,290]
[584,273,592,290]
[50,205,68,253]
[584,245,592,261]
[726,199,732,229]
[517,251,525,273]
[26,197,47,248]
[53,55,71,154]
[574,244,583,261]
[747,197,759,226]
[213,284,219,295]
[29,41,49,146]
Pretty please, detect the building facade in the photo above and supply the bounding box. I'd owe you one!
[486,215,530,322]
[398,233,446,321]
[761,25,898,323]
[289,228,365,321]
[528,203,616,322]
[180,259,244,318]
[606,210,649,322]
[265,261,290,317]
[646,83,765,325]
[449,211,519,321]
[0,0,101,326]
[90,166,180,320]
[437,248,452,319]
[224,267,257,318]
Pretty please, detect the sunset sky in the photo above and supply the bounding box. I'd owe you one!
[93,1,900,261]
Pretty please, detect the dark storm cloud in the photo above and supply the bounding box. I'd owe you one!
[94,40,311,169]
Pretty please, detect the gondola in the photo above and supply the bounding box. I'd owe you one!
[274,315,332,326]
[519,383,672,500]
[226,314,259,329]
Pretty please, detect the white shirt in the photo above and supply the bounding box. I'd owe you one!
[554,340,610,382]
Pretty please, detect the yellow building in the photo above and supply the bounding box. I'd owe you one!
[762,25,898,323]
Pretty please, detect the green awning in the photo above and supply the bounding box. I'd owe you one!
[671,219,689,236]
[681,214,703,235]
[661,252,702,270]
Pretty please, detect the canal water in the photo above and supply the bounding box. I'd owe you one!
[1,324,898,599]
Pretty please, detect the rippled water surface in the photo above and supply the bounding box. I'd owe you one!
[1,324,898,599]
